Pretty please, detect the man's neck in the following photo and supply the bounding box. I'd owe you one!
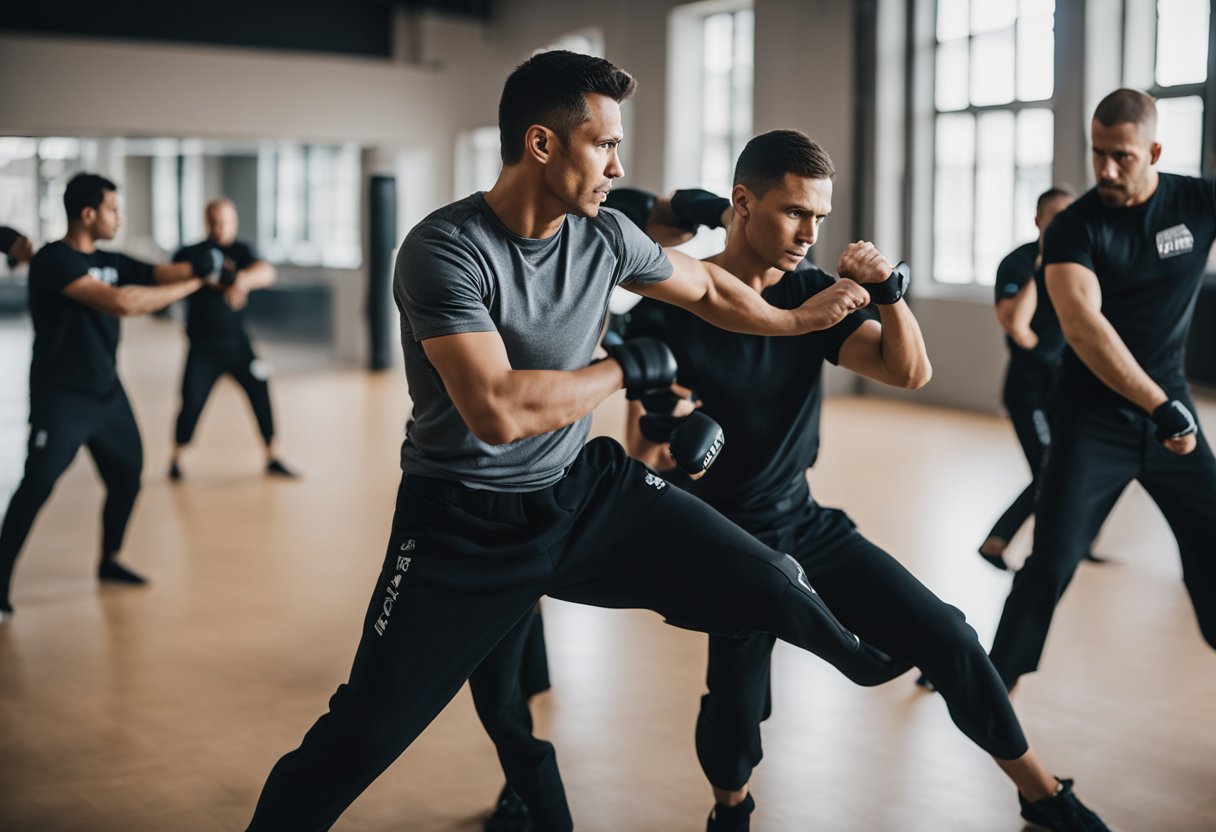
[1125,169,1161,207]
[62,226,96,254]
[708,232,787,294]
[484,167,568,239]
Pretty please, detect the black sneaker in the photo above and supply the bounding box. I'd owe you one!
[485,784,531,832]
[707,793,754,832]
[168,460,182,482]
[266,458,298,478]
[98,560,149,585]
[1020,779,1110,831]
[1082,551,1109,564]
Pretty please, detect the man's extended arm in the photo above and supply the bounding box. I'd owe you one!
[631,248,869,335]
[62,274,204,318]
[1046,261,1195,454]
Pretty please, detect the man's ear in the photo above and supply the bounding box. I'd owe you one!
[526,126,556,164]
[1149,142,1163,165]
[732,183,751,219]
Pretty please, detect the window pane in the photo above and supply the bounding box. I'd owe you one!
[1016,107,1054,168]
[938,0,970,41]
[1156,95,1205,176]
[975,111,1016,286]
[1017,12,1054,100]
[936,38,970,111]
[970,27,1015,106]
[935,113,976,284]
[971,0,1016,33]
[1156,0,1210,87]
[1015,109,1054,244]
[1019,0,1054,16]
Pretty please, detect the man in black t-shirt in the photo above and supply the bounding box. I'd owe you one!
[170,199,295,480]
[0,173,215,620]
[989,89,1216,691]
[979,187,1079,570]
[623,132,1106,832]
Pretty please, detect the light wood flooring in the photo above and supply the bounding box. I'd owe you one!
[0,316,1214,831]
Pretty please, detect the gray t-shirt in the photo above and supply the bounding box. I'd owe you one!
[394,192,673,491]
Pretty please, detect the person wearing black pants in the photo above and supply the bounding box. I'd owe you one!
[245,52,913,832]
[0,173,211,620]
[980,187,1075,569]
[169,198,294,480]
[989,89,1216,691]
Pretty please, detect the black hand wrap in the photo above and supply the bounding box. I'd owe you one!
[669,188,731,230]
[218,260,238,288]
[865,261,910,305]
[604,187,657,231]
[1151,399,1198,442]
[637,388,691,416]
[605,337,678,399]
[184,245,224,281]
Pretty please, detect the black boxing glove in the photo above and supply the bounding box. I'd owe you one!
[1151,399,1198,443]
[182,244,224,282]
[638,387,694,416]
[639,411,724,475]
[864,261,911,305]
[669,188,731,230]
[605,337,678,399]
[604,187,658,231]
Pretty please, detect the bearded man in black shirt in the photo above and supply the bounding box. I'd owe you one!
[622,131,1108,832]
[989,88,1216,690]
[170,199,295,480]
[0,173,216,620]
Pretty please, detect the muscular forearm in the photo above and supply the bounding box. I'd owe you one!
[681,259,810,335]
[236,261,276,292]
[152,262,198,284]
[114,279,203,316]
[472,361,624,445]
[1064,311,1168,412]
[874,301,932,389]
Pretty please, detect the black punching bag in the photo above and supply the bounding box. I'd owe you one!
[368,175,396,371]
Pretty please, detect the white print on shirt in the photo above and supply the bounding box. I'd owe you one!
[1156,224,1195,259]
[34,430,48,449]
[644,472,667,491]
[375,539,416,636]
[87,266,119,285]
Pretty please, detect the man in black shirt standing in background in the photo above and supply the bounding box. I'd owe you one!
[979,186,1093,571]
[989,88,1216,691]
[0,173,215,621]
[170,199,295,480]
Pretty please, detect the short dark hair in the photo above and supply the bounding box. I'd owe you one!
[64,173,117,220]
[733,130,835,197]
[498,50,637,165]
[1036,185,1074,213]
[1093,88,1158,135]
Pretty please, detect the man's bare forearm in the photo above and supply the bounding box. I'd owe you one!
[473,361,624,445]
[115,278,203,316]
[152,262,198,284]
[1065,310,1167,412]
[875,301,932,388]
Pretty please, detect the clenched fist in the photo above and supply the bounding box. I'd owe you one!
[838,241,895,285]
[797,278,870,331]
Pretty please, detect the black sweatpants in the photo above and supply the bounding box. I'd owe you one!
[0,384,143,606]
[246,438,908,831]
[695,497,1029,792]
[986,361,1055,544]
[989,392,1216,688]
[174,338,274,446]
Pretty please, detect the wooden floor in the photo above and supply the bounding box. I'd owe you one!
[0,316,1214,832]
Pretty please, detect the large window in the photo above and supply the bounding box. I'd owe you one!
[932,0,1055,287]
[699,7,754,196]
[1126,0,1211,176]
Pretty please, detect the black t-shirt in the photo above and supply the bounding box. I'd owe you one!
[173,240,258,344]
[27,240,155,397]
[622,267,873,517]
[1043,173,1216,406]
[993,240,1065,373]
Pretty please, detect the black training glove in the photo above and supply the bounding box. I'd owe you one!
[865,261,911,305]
[604,187,658,231]
[639,411,725,475]
[605,337,678,399]
[669,188,731,230]
[1151,399,1198,443]
[638,388,692,416]
[184,244,224,281]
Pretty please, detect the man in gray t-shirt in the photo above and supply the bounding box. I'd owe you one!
[247,50,901,832]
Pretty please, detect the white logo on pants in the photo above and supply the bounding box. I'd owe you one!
[375,540,416,636]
